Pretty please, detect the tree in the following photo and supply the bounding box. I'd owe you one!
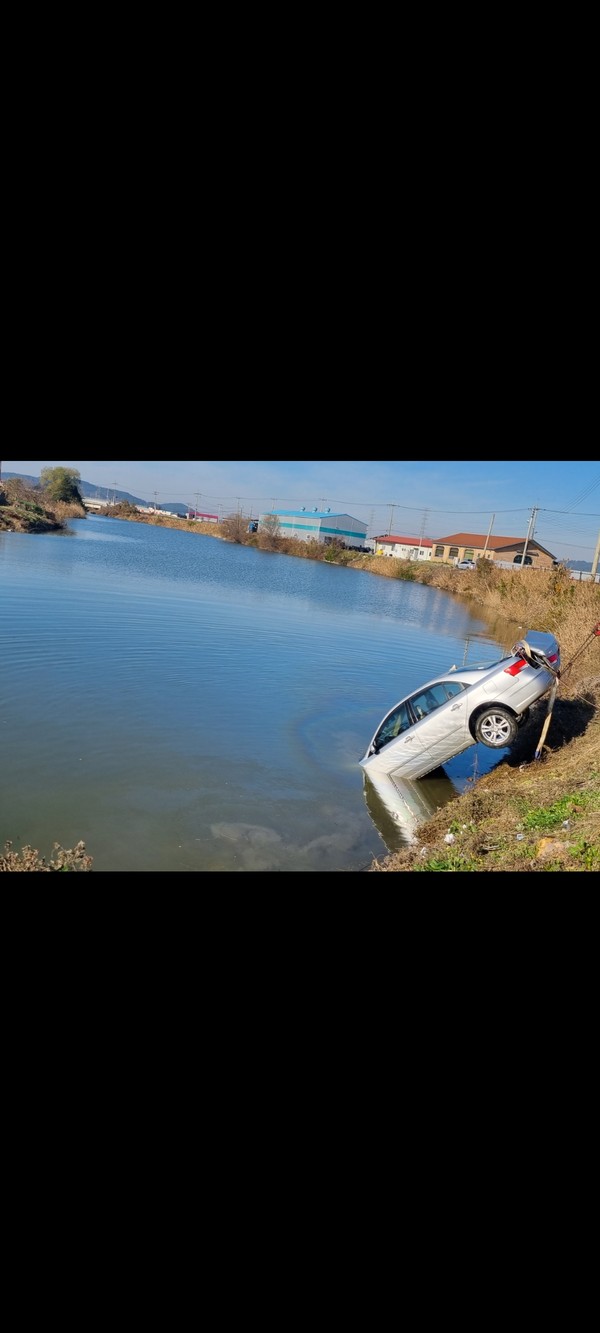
[257,513,281,550]
[221,511,249,544]
[40,466,83,504]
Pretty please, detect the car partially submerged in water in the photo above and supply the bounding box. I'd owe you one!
[360,630,560,789]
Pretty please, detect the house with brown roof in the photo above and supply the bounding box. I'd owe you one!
[431,532,558,568]
[372,535,433,560]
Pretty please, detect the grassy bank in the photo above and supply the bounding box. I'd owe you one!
[0,478,86,531]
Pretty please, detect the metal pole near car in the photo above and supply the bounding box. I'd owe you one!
[591,529,600,580]
[482,512,495,557]
[520,506,537,567]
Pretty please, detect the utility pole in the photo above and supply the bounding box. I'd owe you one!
[416,508,428,561]
[153,491,159,513]
[318,497,327,511]
[271,497,276,511]
[482,513,495,558]
[111,481,118,506]
[521,506,537,567]
[591,529,600,580]
[195,491,201,517]
[388,503,396,535]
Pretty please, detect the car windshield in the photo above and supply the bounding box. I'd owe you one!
[374,701,412,750]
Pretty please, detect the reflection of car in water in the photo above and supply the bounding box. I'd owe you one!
[363,769,457,850]
[360,631,560,799]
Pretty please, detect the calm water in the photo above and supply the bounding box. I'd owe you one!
[0,517,520,872]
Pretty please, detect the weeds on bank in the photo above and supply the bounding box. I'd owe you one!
[517,790,598,832]
[1,841,93,872]
[569,839,600,870]
[414,851,480,872]
[409,784,599,872]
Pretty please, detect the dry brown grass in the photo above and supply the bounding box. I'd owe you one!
[1,841,93,872]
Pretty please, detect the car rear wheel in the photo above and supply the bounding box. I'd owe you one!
[474,706,518,748]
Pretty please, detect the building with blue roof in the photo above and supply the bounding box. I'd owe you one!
[258,507,367,548]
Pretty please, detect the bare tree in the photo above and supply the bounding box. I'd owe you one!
[257,513,281,550]
[221,511,248,544]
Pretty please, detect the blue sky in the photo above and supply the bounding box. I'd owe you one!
[4,459,600,561]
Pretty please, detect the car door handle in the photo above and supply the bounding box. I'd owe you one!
[403,737,414,744]
[450,703,461,710]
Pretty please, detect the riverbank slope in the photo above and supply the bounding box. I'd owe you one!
[0,478,86,531]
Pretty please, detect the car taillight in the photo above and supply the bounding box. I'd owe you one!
[505,651,558,676]
[504,659,527,676]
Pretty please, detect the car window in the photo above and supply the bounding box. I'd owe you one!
[442,681,467,698]
[374,701,412,750]
[410,681,465,720]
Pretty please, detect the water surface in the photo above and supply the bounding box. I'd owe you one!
[0,517,520,871]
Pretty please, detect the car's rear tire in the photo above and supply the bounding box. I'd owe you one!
[474,706,518,748]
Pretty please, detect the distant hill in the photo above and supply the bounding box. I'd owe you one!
[566,560,593,573]
[3,472,189,516]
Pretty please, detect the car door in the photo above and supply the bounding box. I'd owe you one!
[407,680,472,770]
[366,699,438,780]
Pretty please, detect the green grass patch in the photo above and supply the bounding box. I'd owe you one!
[416,852,480,872]
[519,790,597,832]
[569,839,600,870]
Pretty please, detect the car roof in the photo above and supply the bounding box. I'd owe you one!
[394,660,505,702]
[378,630,560,720]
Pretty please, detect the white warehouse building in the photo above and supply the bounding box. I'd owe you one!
[258,507,367,547]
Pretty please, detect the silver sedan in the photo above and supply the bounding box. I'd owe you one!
[360,630,560,787]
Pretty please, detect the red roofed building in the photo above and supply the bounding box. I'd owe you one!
[373,535,433,560]
[431,533,558,568]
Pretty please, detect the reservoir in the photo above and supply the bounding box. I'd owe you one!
[0,516,519,872]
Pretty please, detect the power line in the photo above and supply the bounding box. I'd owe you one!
[559,475,600,511]
[537,507,600,517]
[74,480,600,521]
